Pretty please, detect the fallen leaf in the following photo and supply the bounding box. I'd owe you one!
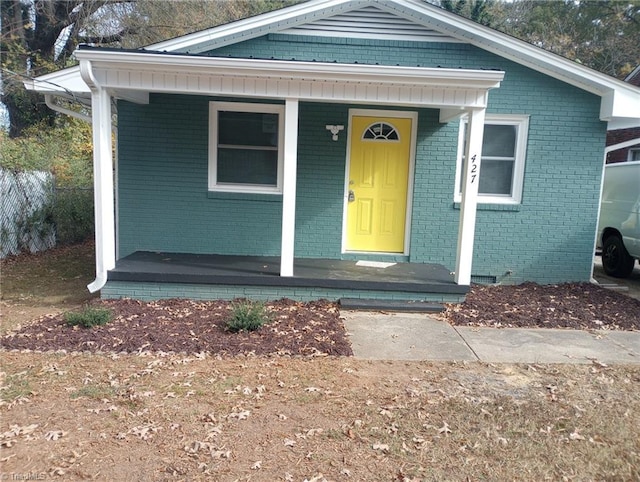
[45,430,66,441]
[570,431,585,441]
[229,410,250,420]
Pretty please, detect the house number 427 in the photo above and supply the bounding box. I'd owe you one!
[470,154,478,184]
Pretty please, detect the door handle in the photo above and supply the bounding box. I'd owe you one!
[348,190,355,202]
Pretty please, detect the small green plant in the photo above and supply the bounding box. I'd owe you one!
[226,300,271,333]
[69,385,116,400]
[65,306,113,328]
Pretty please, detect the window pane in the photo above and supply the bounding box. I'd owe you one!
[478,159,514,195]
[217,148,278,185]
[218,111,279,147]
[482,124,516,158]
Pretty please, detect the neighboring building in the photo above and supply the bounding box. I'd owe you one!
[606,65,640,164]
[24,0,640,303]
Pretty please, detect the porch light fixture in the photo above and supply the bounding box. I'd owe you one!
[325,124,344,141]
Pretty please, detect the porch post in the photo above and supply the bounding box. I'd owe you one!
[455,107,486,285]
[280,98,299,277]
[87,87,116,292]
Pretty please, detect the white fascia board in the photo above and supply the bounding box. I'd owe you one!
[607,118,640,131]
[147,0,364,53]
[22,65,89,94]
[600,88,640,122]
[74,49,504,90]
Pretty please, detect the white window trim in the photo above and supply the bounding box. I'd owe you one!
[208,101,285,194]
[628,147,640,162]
[454,114,529,205]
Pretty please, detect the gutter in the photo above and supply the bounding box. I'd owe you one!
[87,272,108,293]
[44,94,92,123]
[79,59,117,294]
[73,48,505,90]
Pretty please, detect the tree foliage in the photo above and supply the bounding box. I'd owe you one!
[438,0,640,79]
[1,1,133,136]
[1,0,296,137]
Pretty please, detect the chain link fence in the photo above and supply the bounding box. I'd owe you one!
[1,168,94,258]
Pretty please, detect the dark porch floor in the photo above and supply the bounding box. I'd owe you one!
[108,251,468,295]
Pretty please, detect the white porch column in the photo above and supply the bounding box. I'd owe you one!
[87,87,116,292]
[280,98,299,277]
[455,107,486,285]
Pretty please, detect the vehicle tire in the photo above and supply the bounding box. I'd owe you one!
[602,235,635,278]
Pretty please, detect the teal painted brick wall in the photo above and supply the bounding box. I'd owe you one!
[102,281,465,303]
[117,34,606,284]
[118,95,283,258]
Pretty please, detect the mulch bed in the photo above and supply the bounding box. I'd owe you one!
[445,282,640,331]
[0,298,353,356]
[2,283,639,356]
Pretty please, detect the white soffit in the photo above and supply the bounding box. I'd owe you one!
[22,65,88,95]
[75,49,503,109]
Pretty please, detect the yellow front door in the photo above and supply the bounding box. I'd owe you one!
[346,115,412,253]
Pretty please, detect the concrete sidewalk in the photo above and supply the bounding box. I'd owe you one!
[342,311,640,364]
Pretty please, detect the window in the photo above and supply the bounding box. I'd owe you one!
[362,122,399,141]
[454,114,529,204]
[209,102,285,193]
[629,148,640,162]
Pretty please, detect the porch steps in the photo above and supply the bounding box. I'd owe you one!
[339,298,445,313]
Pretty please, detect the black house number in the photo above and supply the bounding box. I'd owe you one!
[470,154,478,184]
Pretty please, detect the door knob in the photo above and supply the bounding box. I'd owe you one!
[348,190,355,202]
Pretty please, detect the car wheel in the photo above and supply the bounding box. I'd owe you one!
[602,235,635,278]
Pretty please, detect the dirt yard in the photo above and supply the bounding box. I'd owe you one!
[1,243,640,480]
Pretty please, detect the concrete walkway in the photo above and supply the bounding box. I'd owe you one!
[342,311,640,364]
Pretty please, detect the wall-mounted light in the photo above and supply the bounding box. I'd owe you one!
[325,124,344,141]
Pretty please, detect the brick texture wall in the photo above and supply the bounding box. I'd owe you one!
[117,34,606,284]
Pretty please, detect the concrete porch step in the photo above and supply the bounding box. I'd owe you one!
[339,298,445,313]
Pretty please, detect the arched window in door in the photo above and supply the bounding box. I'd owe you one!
[362,122,399,141]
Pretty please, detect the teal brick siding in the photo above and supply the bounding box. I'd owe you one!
[117,34,606,286]
[118,96,283,258]
[102,281,465,304]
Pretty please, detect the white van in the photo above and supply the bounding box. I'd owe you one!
[597,161,640,278]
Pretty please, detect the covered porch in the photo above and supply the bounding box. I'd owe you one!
[27,46,505,298]
[103,251,468,308]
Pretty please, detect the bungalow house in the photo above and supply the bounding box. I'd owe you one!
[25,0,640,305]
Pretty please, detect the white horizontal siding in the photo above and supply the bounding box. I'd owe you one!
[280,6,464,43]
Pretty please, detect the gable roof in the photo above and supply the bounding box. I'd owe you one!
[24,0,640,126]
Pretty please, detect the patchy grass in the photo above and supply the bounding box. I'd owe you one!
[1,354,638,480]
[0,241,95,333]
[68,385,117,401]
